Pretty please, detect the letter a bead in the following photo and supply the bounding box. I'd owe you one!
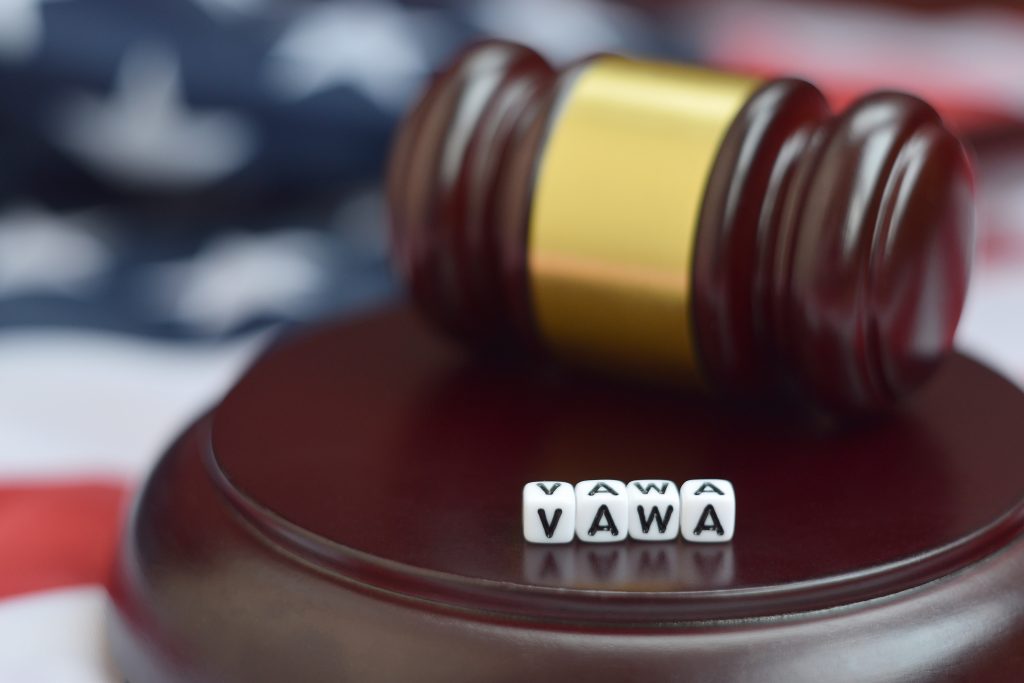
[680,479,735,542]
[575,480,628,543]
[523,482,575,543]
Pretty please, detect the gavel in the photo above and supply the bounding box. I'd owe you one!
[387,40,974,411]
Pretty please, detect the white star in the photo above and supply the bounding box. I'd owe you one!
[141,229,329,334]
[0,205,111,298]
[264,2,427,112]
[190,0,267,21]
[469,0,641,63]
[0,0,64,62]
[50,44,255,191]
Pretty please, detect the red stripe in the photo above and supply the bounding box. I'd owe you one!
[0,482,129,599]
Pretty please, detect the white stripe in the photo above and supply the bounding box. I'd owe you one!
[694,2,1024,114]
[957,267,1024,388]
[0,586,119,682]
[0,328,272,481]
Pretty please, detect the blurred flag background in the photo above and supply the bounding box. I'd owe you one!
[0,1,1022,679]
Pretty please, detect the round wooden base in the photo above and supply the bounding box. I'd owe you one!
[108,307,1024,682]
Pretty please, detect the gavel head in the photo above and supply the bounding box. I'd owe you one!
[387,40,974,412]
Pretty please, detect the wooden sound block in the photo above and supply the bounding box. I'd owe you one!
[108,307,1024,682]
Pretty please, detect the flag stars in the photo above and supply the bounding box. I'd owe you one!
[50,44,256,191]
[264,2,428,113]
[0,206,112,298]
[469,0,637,63]
[0,0,66,62]
[140,229,330,335]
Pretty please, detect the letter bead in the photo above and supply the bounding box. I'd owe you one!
[680,479,736,543]
[522,481,575,544]
[575,480,628,543]
[627,479,679,541]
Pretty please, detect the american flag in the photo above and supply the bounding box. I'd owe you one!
[1,1,1023,680]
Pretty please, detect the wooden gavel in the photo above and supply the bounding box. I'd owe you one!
[387,41,974,411]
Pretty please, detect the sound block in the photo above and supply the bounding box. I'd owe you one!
[108,307,1024,682]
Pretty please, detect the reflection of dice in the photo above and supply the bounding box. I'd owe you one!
[629,545,679,583]
[522,545,575,585]
[575,480,628,543]
[522,481,575,543]
[627,479,679,541]
[575,545,629,586]
[680,479,736,543]
[680,545,736,587]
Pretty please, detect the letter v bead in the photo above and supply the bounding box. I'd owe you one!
[523,482,575,543]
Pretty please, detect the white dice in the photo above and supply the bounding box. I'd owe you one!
[522,481,575,544]
[680,479,736,543]
[574,480,628,543]
[627,480,678,541]
[523,478,735,543]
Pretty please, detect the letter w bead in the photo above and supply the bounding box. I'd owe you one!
[628,480,679,541]
[637,505,675,534]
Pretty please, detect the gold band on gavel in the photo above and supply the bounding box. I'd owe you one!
[528,57,761,383]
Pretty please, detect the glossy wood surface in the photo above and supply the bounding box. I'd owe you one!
[694,80,974,409]
[387,41,556,343]
[109,308,1024,682]
[388,41,975,410]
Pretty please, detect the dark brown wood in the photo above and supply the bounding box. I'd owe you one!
[109,307,1024,682]
[388,41,975,411]
[694,82,974,410]
[386,40,557,344]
